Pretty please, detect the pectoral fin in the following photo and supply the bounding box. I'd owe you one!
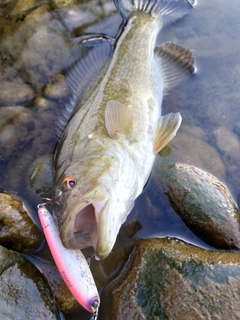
[153,112,182,154]
[155,42,195,91]
[105,100,132,139]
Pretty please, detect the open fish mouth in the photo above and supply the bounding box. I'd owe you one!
[59,185,116,260]
[60,201,99,253]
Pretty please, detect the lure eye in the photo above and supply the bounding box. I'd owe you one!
[90,298,100,313]
[64,176,76,190]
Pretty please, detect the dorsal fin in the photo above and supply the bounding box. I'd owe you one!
[55,38,114,138]
[153,112,182,154]
[154,42,195,91]
[105,100,132,139]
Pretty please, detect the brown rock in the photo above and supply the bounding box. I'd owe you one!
[103,238,240,320]
[161,164,240,250]
[0,191,42,253]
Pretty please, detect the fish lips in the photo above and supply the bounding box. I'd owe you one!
[59,186,119,260]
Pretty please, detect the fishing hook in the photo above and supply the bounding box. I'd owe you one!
[90,306,99,320]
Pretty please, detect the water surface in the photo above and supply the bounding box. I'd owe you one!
[0,0,240,319]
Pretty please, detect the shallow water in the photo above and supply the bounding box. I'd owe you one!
[0,0,240,319]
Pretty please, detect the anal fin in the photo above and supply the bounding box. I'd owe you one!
[153,112,182,154]
[105,100,132,139]
[155,42,195,91]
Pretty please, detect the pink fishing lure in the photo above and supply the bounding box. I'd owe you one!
[37,204,100,314]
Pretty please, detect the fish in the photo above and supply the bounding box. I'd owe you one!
[53,0,196,260]
[37,204,100,314]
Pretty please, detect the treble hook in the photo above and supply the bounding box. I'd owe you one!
[40,190,63,207]
[90,307,99,320]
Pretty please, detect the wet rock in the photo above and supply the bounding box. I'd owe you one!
[19,20,70,90]
[0,191,42,253]
[29,254,80,313]
[168,128,226,180]
[161,164,240,250]
[0,102,58,193]
[44,74,70,100]
[0,245,62,319]
[233,121,240,137]
[51,0,80,9]
[103,238,240,320]
[213,126,240,196]
[56,0,119,37]
[0,2,70,93]
[0,106,32,156]
[28,154,54,199]
[0,78,35,106]
[214,126,240,156]
[89,221,141,290]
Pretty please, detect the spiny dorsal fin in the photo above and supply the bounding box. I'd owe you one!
[153,112,182,154]
[66,38,114,110]
[105,100,132,139]
[155,42,195,91]
[55,38,114,139]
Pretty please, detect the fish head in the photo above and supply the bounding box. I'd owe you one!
[53,141,138,260]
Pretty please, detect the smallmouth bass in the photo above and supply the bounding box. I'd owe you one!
[53,0,196,260]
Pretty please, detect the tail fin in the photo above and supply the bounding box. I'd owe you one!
[115,0,196,23]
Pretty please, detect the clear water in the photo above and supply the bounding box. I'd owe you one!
[0,0,240,319]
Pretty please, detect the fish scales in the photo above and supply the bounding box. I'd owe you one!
[53,0,196,260]
[57,15,162,181]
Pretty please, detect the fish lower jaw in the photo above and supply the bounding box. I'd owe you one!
[95,246,113,260]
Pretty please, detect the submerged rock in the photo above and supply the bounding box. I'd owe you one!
[0,191,42,253]
[161,164,240,250]
[0,78,35,106]
[168,128,226,180]
[103,238,240,320]
[0,106,32,155]
[213,126,240,197]
[44,74,70,100]
[28,254,80,314]
[233,121,240,137]
[28,154,54,199]
[0,245,62,319]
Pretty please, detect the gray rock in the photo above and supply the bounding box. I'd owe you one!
[29,254,80,314]
[0,106,32,153]
[233,121,240,137]
[0,79,35,106]
[44,74,70,100]
[165,128,226,181]
[160,164,240,250]
[28,154,54,199]
[0,191,42,253]
[213,126,240,196]
[103,238,240,320]
[0,245,62,319]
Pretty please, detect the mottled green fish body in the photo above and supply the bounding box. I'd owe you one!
[54,0,196,260]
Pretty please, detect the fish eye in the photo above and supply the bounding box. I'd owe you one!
[64,176,76,190]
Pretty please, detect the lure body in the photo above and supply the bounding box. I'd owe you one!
[37,205,100,314]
